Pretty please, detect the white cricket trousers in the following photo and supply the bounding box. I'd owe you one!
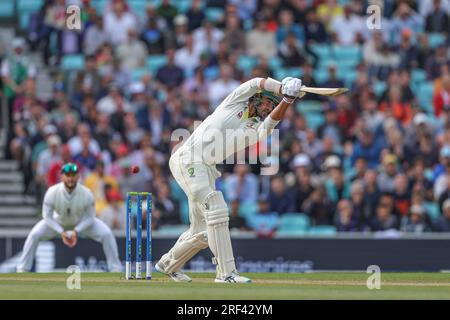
[16,218,122,272]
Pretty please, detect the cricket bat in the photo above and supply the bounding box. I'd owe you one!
[299,86,348,97]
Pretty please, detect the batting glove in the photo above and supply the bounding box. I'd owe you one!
[281,78,303,103]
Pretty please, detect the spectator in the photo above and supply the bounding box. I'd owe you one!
[247,199,279,238]
[276,9,304,44]
[278,32,307,67]
[47,144,73,187]
[334,199,359,232]
[393,174,411,217]
[225,164,259,205]
[401,204,431,233]
[223,15,246,53]
[268,176,294,214]
[330,4,365,45]
[116,29,148,70]
[140,11,166,54]
[289,155,314,212]
[229,200,249,231]
[370,201,400,231]
[83,15,109,56]
[175,34,201,75]
[351,128,384,169]
[304,8,327,44]
[103,0,137,45]
[97,84,132,116]
[246,14,277,59]
[186,0,205,31]
[426,45,449,80]
[157,0,178,28]
[35,135,62,188]
[434,199,450,231]
[193,20,224,54]
[98,188,125,230]
[153,182,180,226]
[84,160,120,215]
[390,2,423,46]
[302,185,334,226]
[208,64,240,108]
[155,49,185,90]
[434,74,450,118]
[377,153,399,193]
[323,155,350,204]
[425,0,450,33]
[317,103,344,145]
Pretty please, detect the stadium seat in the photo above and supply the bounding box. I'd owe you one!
[205,7,224,23]
[91,0,108,12]
[411,68,427,84]
[131,68,149,81]
[18,0,43,11]
[313,68,329,84]
[61,54,85,70]
[332,45,362,62]
[274,67,302,81]
[278,213,310,232]
[0,2,14,17]
[373,81,387,97]
[428,33,446,49]
[307,225,337,236]
[237,55,259,76]
[302,111,325,130]
[128,0,148,17]
[268,56,282,71]
[204,66,219,80]
[309,44,332,60]
[157,225,189,236]
[146,55,167,74]
[178,0,193,13]
[20,12,32,30]
[238,202,259,218]
[297,100,323,113]
[417,82,434,114]
[423,202,441,222]
[276,229,307,237]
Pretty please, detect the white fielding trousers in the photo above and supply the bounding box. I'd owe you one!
[17,218,122,272]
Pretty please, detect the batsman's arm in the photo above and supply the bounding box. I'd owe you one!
[42,191,64,234]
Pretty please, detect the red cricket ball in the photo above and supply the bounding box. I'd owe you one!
[130,165,140,174]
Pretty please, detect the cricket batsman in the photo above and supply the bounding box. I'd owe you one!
[156,76,304,283]
[16,163,122,272]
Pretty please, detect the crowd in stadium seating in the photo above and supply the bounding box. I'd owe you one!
[2,0,450,235]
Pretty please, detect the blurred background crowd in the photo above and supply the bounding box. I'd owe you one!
[1,0,450,236]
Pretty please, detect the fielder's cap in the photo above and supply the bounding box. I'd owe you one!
[293,153,311,168]
[324,155,341,169]
[410,204,424,215]
[440,145,450,158]
[443,198,450,210]
[413,112,428,126]
[61,162,79,174]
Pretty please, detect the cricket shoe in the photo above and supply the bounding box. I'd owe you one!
[215,270,252,283]
[155,262,192,282]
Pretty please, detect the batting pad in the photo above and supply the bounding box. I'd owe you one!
[204,191,236,278]
[158,230,208,273]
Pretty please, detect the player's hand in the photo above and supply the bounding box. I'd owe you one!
[281,78,303,99]
[62,231,78,248]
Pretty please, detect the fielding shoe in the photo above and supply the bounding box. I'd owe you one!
[155,262,192,282]
[215,270,252,283]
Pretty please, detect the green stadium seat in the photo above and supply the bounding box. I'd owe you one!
[18,0,43,11]
[20,12,32,30]
[373,81,386,97]
[411,68,427,84]
[274,67,302,81]
[178,0,193,13]
[417,82,434,114]
[307,225,337,236]
[91,0,108,13]
[297,100,323,113]
[303,112,325,130]
[268,56,282,71]
[131,68,149,81]
[157,225,189,236]
[146,55,167,74]
[428,33,446,49]
[0,2,14,17]
[313,68,329,84]
[278,213,310,232]
[61,54,85,70]
[128,0,148,16]
[205,7,224,23]
[332,45,362,61]
[237,55,258,76]
[310,44,332,60]
[238,202,259,219]
[423,202,441,221]
[276,229,307,237]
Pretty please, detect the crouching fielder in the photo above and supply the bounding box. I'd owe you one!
[16,163,122,272]
[156,77,304,283]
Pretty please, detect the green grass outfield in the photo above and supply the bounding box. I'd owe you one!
[0,272,449,299]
